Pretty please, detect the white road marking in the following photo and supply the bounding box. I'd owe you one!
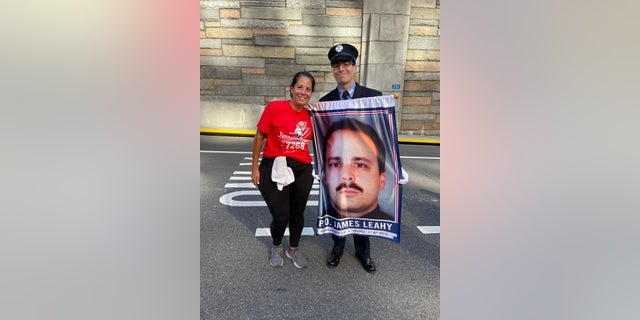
[219,190,319,207]
[417,226,440,234]
[224,183,256,188]
[255,227,315,237]
[230,176,252,180]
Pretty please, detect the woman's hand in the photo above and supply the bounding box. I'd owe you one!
[252,168,260,186]
[251,129,266,187]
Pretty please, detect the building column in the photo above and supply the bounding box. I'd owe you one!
[360,0,411,129]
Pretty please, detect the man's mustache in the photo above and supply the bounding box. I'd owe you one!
[336,182,363,193]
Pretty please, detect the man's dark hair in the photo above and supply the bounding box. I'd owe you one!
[322,118,386,174]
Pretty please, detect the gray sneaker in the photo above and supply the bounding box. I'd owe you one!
[285,248,307,269]
[270,245,284,267]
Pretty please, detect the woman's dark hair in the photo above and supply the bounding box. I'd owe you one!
[290,71,316,92]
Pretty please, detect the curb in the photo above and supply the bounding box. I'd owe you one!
[201,128,439,145]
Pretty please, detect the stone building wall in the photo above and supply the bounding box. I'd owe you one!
[200,0,440,137]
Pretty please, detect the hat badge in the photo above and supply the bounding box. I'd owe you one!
[335,44,343,52]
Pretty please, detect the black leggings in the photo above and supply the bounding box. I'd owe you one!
[258,157,313,248]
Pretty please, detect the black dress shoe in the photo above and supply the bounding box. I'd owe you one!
[327,254,341,268]
[357,255,376,273]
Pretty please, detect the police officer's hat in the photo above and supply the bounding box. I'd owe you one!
[328,43,358,64]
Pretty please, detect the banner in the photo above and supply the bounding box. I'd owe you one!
[307,95,403,242]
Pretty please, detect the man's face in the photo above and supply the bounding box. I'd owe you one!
[324,129,386,217]
[331,60,357,89]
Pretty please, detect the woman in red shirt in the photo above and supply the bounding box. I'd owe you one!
[251,71,315,269]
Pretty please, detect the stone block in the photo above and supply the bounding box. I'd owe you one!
[200,48,223,56]
[203,95,264,105]
[296,55,330,65]
[362,14,380,41]
[304,65,332,73]
[223,45,295,59]
[400,120,425,130]
[296,47,328,55]
[409,25,438,36]
[200,79,213,90]
[412,0,437,8]
[404,80,440,91]
[239,0,286,8]
[406,49,439,61]
[221,19,288,29]
[410,7,439,20]
[251,86,287,96]
[402,113,431,121]
[200,66,242,79]
[402,105,427,114]
[405,61,440,72]
[265,58,296,65]
[303,14,362,27]
[201,1,240,9]
[221,39,254,45]
[410,19,440,26]
[215,79,242,86]
[203,21,221,28]
[288,25,361,37]
[242,74,292,87]
[287,0,325,8]
[256,35,334,48]
[326,0,363,8]
[266,64,306,76]
[252,29,289,36]
[315,82,338,93]
[220,9,240,18]
[379,15,410,42]
[205,27,253,39]
[404,72,440,80]
[216,85,251,96]
[393,41,409,65]
[326,7,363,16]
[242,67,266,75]
[241,8,302,20]
[200,56,265,68]
[408,36,439,50]
[363,0,411,15]
[201,8,220,21]
[200,39,222,49]
[367,42,397,64]
[402,96,432,106]
[333,37,362,46]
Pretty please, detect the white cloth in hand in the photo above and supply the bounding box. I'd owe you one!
[271,156,295,191]
[399,167,409,185]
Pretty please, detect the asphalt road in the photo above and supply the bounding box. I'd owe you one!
[201,135,440,319]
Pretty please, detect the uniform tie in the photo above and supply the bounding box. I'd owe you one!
[341,90,350,100]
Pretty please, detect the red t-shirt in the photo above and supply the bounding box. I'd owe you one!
[257,100,313,164]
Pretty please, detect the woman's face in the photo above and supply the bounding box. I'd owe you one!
[290,76,313,107]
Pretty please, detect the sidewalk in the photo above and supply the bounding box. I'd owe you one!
[200,128,440,145]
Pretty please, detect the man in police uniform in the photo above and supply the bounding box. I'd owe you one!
[320,43,382,273]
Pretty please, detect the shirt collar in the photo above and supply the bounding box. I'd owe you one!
[337,83,356,99]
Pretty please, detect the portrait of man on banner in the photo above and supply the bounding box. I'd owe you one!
[307,95,404,242]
